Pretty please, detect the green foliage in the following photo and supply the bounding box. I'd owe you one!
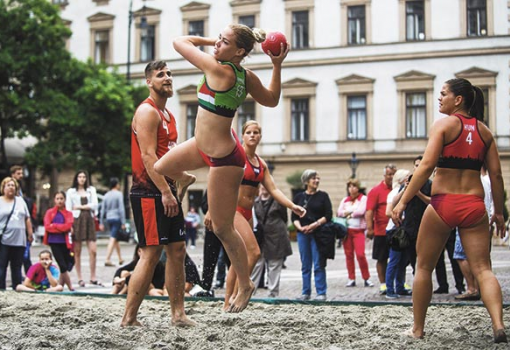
[286,170,304,189]
[1,0,145,182]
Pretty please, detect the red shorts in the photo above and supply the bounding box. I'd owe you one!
[198,130,246,168]
[430,193,486,229]
[236,206,253,221]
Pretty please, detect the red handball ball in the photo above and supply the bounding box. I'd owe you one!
[261,31,287,56]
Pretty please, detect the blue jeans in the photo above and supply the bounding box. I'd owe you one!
[385,247,408,294]
[297,232,326,296]
[0,243,25,290]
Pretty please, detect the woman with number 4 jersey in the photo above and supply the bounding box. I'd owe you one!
[392,78,507,344]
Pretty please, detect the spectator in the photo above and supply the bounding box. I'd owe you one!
[16,250,63,292]
[253,185,293,298]
[292,169,333,301]
[66,170,100,287]
[365,164,396,295]
[0,177,33,290]
[10,165,34,274]
[384,169,411,299]
[184,206,200,249]
[43,191,75,291]
[337,178,373,288]
[100,177,126,267]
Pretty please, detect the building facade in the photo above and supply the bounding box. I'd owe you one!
[52,0,510,210]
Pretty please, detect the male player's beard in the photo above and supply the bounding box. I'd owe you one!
[154,86,173,98]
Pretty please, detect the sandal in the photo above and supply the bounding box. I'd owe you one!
[78,280,86,287]
[454,291,481,301]
[90,280,104,287]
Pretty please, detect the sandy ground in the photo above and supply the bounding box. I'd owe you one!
[0,291,509,350]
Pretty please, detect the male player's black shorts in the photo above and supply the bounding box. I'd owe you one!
[130,195,186,247]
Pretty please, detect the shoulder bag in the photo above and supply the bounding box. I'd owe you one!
[1,197,17,238]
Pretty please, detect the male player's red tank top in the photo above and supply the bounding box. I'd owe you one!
[241,155,264,187]
[437,114,487,171]
[131,97,178,196]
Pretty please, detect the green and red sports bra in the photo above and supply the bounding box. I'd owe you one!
[197,62,247,118]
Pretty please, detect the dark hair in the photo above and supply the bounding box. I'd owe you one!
[413,155,423,163]
[445,78,484,121]
[54,190,66,199]
[71,170,90,189]
[145,61,167,79]
[39,250,53,259]
[10,165,22,175]
[109,177,119,189]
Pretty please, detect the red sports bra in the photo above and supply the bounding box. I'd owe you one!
[437,114,487,171]
[241,155,264,187]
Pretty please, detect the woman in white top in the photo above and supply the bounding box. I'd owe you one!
[66,170,99,287]
[337,178,373,288]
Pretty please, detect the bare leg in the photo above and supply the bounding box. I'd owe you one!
[164,242,196,327]
[59,271,73,291]
[177,173,196,203]
[16,284,35,292]
[46,285,64,292]
[457,259,478,293]
[105,237,116,263]
[411,205,452,339]
[376,261,387,283]
[87,240,97,282]
[115,240,123,263]
[208,167,255,313]
[121,245,162,327]
[460,215,506,340]
[74,241,83,283]
[224,212,260,310]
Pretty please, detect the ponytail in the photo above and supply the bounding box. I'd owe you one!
[445,78,485,121]
[469,85,485,121]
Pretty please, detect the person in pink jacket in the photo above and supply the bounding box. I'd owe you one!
[337,178,373,288]
[44,191,75,291]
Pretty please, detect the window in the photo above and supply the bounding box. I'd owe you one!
[239,15,255,28]
[186,104,198,140]
[94,30,110,64]
[406,1,425,41]
[291,99,309,141]
[292,11,309,49]
[88,13,114,64]
[236,102,255,137]
[467,0,487,36]
[347,96,367,140]
[348,6,366,45]
[52,0,68,4]
[405,93,427,138]
[140,25,155,62]
[180,2,210,51]
[188,20,204,37]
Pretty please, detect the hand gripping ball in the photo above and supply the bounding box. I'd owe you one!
[261,32,287,56]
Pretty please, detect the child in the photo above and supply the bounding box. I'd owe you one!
[16,250,63,292]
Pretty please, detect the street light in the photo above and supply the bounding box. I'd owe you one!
[126,0,147,82]
[349,152,359,179]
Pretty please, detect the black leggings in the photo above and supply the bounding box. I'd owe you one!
[49,243,74,273]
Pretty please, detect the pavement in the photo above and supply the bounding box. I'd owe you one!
[19,237,510,305]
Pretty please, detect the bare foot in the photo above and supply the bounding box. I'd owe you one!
[222,293,234,312]
[120,319,143,327]
[172,316,197,328]
[403,327,424,339]
[494,329,508,343]
[177,174,196,202]
[227,281,255,313]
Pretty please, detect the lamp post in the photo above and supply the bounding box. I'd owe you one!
[349,152,359,179]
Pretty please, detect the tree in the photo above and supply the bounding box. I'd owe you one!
[0,0,72,170]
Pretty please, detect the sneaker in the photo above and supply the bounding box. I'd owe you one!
[190,245,196,250]
[195,289,215,298]
[346,279,356,287]
[189,284,206,297]
[386,293,400,300]
[213,281,224,290]
[379,283,387,295]
[433,287,448,294]
[404,283,411,290]
[297,294,311,301]
[268,292,277,298]
[364,279,374,287]
[314,295,327,301]
[397,289,412,296]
